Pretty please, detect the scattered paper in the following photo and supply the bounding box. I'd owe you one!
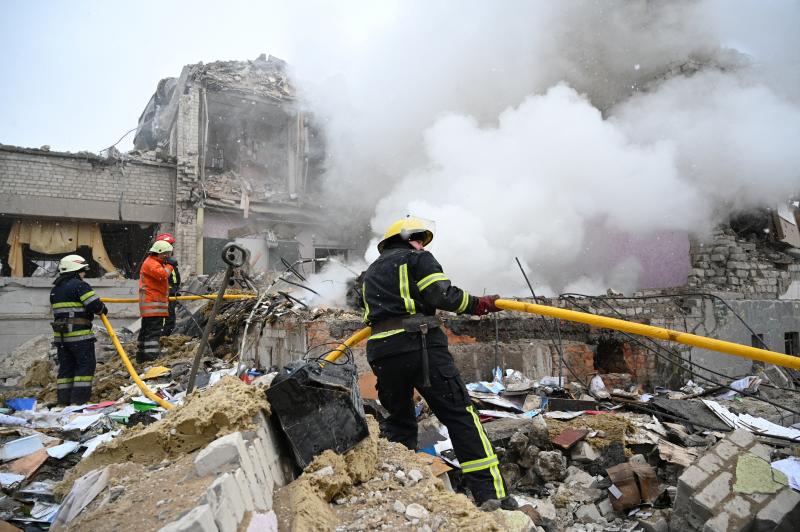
[771,457,800,491]
[47,441,80,459]
[467,381,505,394]
[62,413,104,431]
[82,430,121,458]
[703,400,800,440]
[0,473,25,487]
[0,413,29,427]
[0,435,44,461]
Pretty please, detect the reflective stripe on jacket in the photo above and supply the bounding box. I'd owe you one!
[139,255,170,317]
[50,273,104,343]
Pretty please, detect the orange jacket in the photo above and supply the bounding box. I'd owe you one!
[139,255,169,318]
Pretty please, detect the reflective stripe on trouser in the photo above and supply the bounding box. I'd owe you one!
[138,317,164,362]
[163,300,177,335]
[56,340,96,405]
[368,345,508,503]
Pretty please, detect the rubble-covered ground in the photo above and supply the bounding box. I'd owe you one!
[0,286,798,530]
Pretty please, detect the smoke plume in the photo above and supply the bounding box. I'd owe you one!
[285,0,800,296]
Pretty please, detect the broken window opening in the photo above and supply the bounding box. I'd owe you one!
[0,217,157,279]
[785,332,799,357]
[751,333,765,348]
[314,247,350,273]
[594,337,633,374]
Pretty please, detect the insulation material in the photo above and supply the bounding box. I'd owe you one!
[6,220,119,277]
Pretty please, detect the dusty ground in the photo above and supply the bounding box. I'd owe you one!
[275,417,511,531]
[63,453,215,532]
[58,377,267,495]
[21,334,202,405]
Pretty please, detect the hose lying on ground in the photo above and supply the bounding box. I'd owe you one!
[99,313,174,410]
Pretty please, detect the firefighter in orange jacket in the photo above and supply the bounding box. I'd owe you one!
[138,240,172,362]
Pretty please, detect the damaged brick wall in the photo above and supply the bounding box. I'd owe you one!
[688,226,800,297]
[0,146,175,223]
[171,86,202,274]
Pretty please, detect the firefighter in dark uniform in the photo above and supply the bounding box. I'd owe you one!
[155,233,181,335]
[362,216,514,509]
[50,255,107,405]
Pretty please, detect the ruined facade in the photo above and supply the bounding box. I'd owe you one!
[132,54,347,276]
[0,55,354,356]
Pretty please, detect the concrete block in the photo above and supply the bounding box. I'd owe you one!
[246,511,278,532]
[253,438,277,493]
[234,468,255,512]
[596,498,613,517]
[748,443,772,461]
[692,471,733,521]
[712,439,740,462]
[727,430,755,449]
[194,432,247,476]
[210,473,245,524]
[754,488,800,531]
[158,504,219,532]
[575,504,602,524]
[722,496,751,520]
[696,452,724,474]
[703,512,729,532]
[202,475,241,532]
[676,465,709,510]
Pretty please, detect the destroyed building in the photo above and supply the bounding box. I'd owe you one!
[0,55,356,357]
[0,48,799,531]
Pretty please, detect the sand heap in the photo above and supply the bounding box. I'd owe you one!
[60,377,267,492]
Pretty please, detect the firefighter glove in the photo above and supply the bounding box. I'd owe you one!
[474,295,500,316]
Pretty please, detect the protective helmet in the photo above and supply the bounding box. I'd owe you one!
[149,240,174,254]
[58,254,89,273]
[155,232,176,245]
[377,216,435,252]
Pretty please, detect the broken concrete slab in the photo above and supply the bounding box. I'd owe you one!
[158,504,218,532]
[732,453,788,494]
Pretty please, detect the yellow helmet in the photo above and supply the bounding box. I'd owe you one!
[377,216,435,252]
[149,240,173,254]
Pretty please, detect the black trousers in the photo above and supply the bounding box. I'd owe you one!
[369,346,508,504]
[163,301,177,336]
[56,340,96,405]
[137,316,164,363]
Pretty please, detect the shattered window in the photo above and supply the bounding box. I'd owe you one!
[786,332,799,357]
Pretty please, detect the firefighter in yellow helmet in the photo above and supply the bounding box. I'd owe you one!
[361,216,513,509]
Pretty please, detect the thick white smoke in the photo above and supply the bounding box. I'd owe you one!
[284,1,800,296]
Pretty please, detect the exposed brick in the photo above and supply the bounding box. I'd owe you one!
[676,465,710,510]
[727,429,755,449]
[696,452,724,474]
[712,440,740,462]
[754,488,800,531]
[158,504,218,532]
[692,471,733,522]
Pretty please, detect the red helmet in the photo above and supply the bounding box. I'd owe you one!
[155,232,176,245]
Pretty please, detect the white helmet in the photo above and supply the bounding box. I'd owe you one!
[58,254,89,273]
[149,240,174,254]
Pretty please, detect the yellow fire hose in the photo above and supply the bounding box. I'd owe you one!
[99,313,174,410]
[101,294,255,304]
[324,299,800,371]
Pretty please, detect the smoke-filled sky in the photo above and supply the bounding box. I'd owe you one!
[2,1,799,297]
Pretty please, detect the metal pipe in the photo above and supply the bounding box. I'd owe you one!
[495,299,800,371]
[186,268,233,393]
[101,294,255,304]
